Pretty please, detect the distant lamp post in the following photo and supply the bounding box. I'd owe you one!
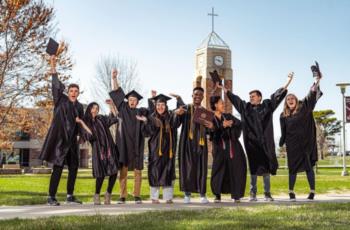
[336,83,350,176]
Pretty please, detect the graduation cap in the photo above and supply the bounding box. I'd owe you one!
[310,61,322,79]
[152,94,172,103]
[209,70,222,85]
[46,38,59,56]
[125,90,143,100]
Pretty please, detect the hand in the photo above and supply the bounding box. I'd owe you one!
[151,90,157,98]
[223,119,233,128]
[105,99,113,105]
[169,93,179,99]
[204,120,214,129]
[287,72,294,82]
[111,68,118,79]
[174,106,186,115]
[136,115,147,122]
[216,83,228,93]
[75,117,82,124]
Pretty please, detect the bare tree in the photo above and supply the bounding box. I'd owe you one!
[90,54,142,113]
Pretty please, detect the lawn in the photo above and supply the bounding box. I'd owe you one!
[0,203,349,229]
[0,166,349,206]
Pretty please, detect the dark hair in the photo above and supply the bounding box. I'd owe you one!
[193,87,204,93]
[210,96,221,111]
[68,83,80,91]
[249,90,262,97]
[83,102,99,128]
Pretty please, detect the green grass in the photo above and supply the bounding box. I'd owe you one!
[0,203,349,229]
[0,166,349,206]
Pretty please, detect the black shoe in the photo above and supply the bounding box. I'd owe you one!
[249,192,257,202]
[65,195,82,204]
[307,192,315,200]
[134,196,142,204]
[118,197,126,204]
[47,197,60,206]
[264,192,274,202]
[214,195,221,203]
[289,192,296,202]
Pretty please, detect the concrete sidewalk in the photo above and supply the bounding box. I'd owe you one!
[0,194,349,220]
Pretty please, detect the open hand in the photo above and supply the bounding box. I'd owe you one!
[175,106,186,115]
[136,115,147,122]
[151,90,157,98]
[111,68,118,79]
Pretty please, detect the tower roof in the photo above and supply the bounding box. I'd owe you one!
[197,31,230,50]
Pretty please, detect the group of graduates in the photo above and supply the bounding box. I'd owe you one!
[39,54,323,206]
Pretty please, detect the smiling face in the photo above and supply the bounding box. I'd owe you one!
[286,94,298,110]
[68,86,79,102]
[156,101,166,115]
[90,104,99,119]
[215,99,225,113]
[128,96,139,109]
[249,92,262,105]
[192,89,204,106]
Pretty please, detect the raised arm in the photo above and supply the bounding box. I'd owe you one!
[109,69,128,111]
[50,55,66,106]
[169,93,185,108]
[269,72,293,111]
[302,77,323,111]
[217,84,246,114]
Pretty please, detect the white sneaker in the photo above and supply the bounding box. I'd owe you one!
[184,196,191,204]
[200,197,209,204]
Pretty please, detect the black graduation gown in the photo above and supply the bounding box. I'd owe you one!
[39,73,84,167]
[82,114,119,178]
[210,113,247,199]
[226,88,287,175]
[178,104,209,194]
[279,87,322,174]
[144,111,179,187]
[109,88,148,171]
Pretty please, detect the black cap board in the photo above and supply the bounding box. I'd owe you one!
[209,70,222,85]
[152,94,172,103]
[46,38,59,56]
[125,90,143,100]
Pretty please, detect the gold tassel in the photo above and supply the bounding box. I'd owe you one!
[188,105,193,140]
[169,125,173,159]
[199,124,205,146]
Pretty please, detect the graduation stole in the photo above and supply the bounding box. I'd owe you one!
[214,114,234,159]
[157,116,174,158]
[188,104,205,146]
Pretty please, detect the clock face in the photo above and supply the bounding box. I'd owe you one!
[214,56,224,66]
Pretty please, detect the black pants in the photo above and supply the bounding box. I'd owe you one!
[289,170,315,191]
[95,174,118,194]
[49,152,79,197]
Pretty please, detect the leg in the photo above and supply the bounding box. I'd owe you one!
[66,165,78,196]
[49,165,64,198]
[263,174,271,193]
[306,170,315,191]
[133,169,142,197]
[250,174,257,194]
[163,181,174,202]
[150,186,160,201]
[289,173,297,192]
[119,166,128,198]
[107,174,118,194]
[95,177,104,195]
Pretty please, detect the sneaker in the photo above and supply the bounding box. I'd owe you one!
[214,195,221,203]
[184,195,191,204]
[65,195,83,204]
[94,194,101,205]
[289,192,296,202]
[232,198,241,203]
[134,196,142,204]
[249,193,257,202]
[47,197,60,206]
[307,192,315,200]
[166,199,173,204]
[200,196,209,204]
[104,192,111,205]
[117,197,126,204]
[264,192,274,202]
[151,199,160,204]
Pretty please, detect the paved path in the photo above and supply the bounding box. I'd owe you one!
[1,194,349,220]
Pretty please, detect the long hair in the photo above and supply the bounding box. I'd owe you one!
[282,94,300,117]
[83,102,100,128]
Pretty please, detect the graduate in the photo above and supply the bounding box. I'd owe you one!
[218,73,293,202]
[137,94,181,204]
[209,96,247,203]
[109,69,148,204]
[176,77,214,204]
[279,65,323,201]
[76,100,119,205]
[39,55,84,206]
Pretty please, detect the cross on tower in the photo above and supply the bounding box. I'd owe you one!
[208,7,218,32]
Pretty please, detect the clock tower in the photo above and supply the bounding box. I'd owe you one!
[194,9,233,113]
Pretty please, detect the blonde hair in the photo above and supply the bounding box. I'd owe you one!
[282,94,300,117]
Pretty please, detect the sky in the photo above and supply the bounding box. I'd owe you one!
[45,0,350,148]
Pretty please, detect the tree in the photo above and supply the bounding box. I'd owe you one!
[0,0,73,149]
[313,109,342,159]
[90,54,142,113]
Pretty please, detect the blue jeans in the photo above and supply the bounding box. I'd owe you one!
[250,174,270,194]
